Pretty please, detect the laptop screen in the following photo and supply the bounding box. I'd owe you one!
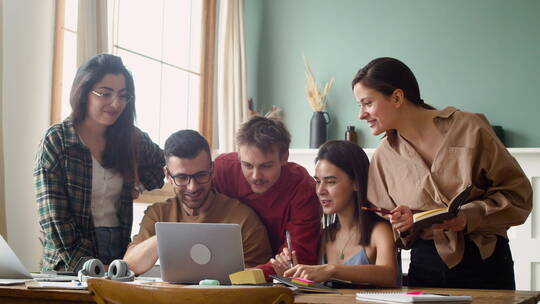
[155,222,245,284]
[0,235,32,279]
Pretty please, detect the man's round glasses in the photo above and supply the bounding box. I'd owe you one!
[91,90,134,104]
[166,167,212,187]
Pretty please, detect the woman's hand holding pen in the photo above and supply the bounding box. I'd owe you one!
[270,247,297,276]
[361,205,413,235]
[389,205,467,233]
[390,205,414,233]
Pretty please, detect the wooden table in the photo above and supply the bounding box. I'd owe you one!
[0,284,93,303]
[1,284,539,303]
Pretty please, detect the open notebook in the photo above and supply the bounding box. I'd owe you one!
[356,292,472,303]
[271,275,339,293]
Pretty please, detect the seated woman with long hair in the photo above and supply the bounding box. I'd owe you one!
[271,140,400,287]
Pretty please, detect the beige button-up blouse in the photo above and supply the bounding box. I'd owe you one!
[368,107,532,268]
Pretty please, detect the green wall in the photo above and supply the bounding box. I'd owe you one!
[245,0,540,148]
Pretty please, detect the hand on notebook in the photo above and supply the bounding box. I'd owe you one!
[270,247,297,276]
[431,210,467,232]
[283,264,334,283]
[390,205,414,233]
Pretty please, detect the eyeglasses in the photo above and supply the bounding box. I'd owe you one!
[91,90,134,104]
[166,167,212,187]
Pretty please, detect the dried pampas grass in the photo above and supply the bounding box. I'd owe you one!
[303,54,334,112]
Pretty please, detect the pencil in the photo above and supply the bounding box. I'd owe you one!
[361,207,393,215]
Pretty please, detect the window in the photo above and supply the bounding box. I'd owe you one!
[111,0,202,146]
[53,0,210,147]
[51,0,79,122]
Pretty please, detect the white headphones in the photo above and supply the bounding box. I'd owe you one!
[78,259,135,282]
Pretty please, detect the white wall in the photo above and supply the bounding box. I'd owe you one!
[0,0,7,238]
[2,0,54,271]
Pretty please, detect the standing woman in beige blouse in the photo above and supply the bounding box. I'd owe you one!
[351,57,532,289]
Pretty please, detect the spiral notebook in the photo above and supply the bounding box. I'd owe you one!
[356,292,472,303]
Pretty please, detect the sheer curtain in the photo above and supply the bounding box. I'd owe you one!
[76,0,109,65]
[216,0,248,153]
[0,13,5,236]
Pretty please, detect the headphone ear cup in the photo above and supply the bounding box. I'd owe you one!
[84,259,105,277]
[108,259,128,279]
[108,259,134,282]
[78,258,105,282]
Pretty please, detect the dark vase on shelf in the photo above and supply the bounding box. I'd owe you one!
[492,125,506,146]
[309,111,330,148]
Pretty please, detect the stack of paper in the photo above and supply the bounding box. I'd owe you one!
[26,281,88,290]
[0,279,33,285]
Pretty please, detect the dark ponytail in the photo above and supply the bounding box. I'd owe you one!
[351,57,435,110]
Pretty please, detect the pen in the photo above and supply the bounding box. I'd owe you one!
[361,207,393,215]
[285,230,296,268]
[36,278,72,282]
[407,291,450,296]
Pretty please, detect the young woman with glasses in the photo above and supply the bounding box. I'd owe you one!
[34,53,165,272]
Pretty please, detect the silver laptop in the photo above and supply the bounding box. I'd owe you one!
[0,235,77,284]
[155,222,245,284]
[0,234,33,284]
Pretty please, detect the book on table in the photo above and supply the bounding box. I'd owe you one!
[411,185,473,232]
[270,275,339,293]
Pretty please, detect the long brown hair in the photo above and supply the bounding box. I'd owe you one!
[70,53,138,181]
[316,140,382,247]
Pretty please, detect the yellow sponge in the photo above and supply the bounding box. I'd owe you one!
[229,269,266,285]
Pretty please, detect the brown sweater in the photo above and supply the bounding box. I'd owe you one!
[368,107,532,268]
[129,189,272,267]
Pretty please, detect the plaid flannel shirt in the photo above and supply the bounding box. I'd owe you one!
[34,118,165,271]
